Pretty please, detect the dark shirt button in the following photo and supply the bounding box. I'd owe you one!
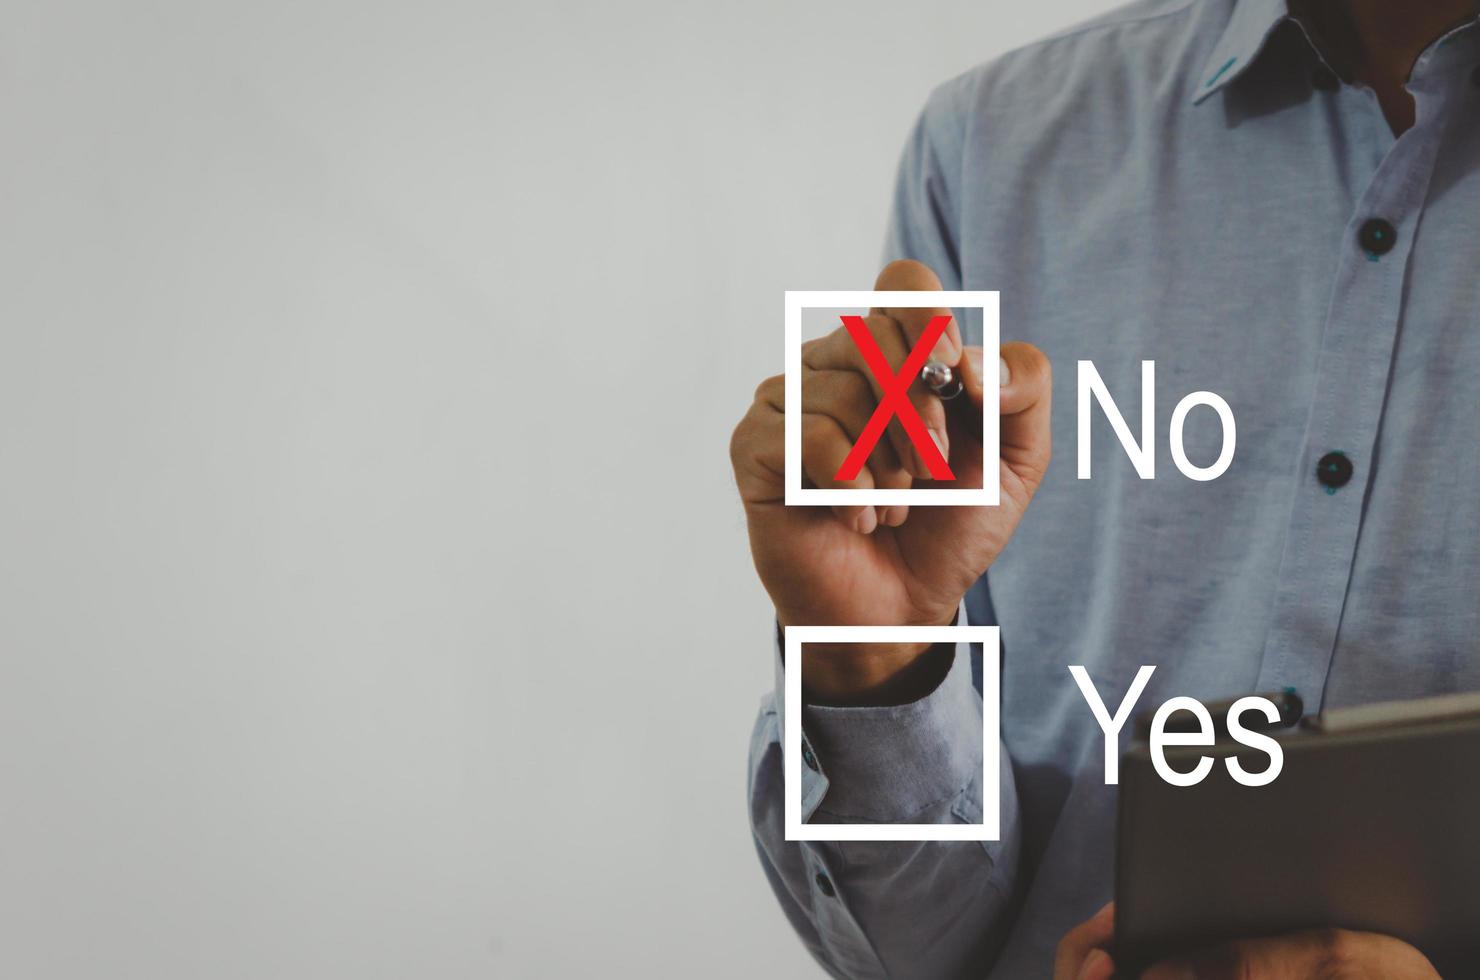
[1316,451,1353,490]
[801,740,819,772]
[814,872,836,897]
[1359,218,1397,256]
[1311,66,1339,90]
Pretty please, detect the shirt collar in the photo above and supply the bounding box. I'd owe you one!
[1192,0,1292,104]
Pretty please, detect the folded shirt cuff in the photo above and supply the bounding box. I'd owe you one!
[774,603,982,823]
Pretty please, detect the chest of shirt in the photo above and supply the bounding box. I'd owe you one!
[950,68,1480,729]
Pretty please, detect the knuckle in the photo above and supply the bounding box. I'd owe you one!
[729,399,779,468]
[866,313,904,349]
[1006,341,1052,383]
[805,373,845,415]
[728,415,753,466]
[753,374,783,405]
[801,335,828,367]
[801,413,840,453]
[841,371,875,410]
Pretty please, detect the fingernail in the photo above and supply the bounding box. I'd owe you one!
[930,428,949,462]
[1076,949,1112,980]
[853,507,877,534]
[999,356,1011,387]
[914,430,948,479]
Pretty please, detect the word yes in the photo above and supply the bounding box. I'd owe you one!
[1069,665,1284,788]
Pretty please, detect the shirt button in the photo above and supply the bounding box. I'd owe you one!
[1359,218,1397,256]
[1311,66,1339,91]
[1316,451,1353,490]
[814,872,836,897]
[801,739,819,772]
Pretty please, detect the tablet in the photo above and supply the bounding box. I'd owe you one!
[1114,691,1480,976]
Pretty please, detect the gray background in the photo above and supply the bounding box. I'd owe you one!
[0,1,1109,977]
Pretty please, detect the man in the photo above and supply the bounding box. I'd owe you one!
[730,0,1480,976]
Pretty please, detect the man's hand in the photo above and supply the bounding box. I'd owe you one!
[1053,903,1115,980]
[730,259,1051,701]
[1053,904,1440,980]
[1139,928,1440,979]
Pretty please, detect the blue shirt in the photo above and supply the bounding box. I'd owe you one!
[747,0,1480,976]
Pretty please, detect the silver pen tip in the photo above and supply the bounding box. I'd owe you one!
[921,361,953,389]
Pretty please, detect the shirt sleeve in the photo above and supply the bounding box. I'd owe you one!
[883,76,969,290]
[747,604,1023,979]
[747,84,1022,977]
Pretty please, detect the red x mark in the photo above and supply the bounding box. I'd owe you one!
[834,314,955,482]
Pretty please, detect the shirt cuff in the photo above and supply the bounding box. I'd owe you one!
[774,603,982,823]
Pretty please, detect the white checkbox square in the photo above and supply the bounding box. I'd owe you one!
[783,624,1000,842]
[784,290,1000,507]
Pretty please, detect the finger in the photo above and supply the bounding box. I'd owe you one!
[1140,936,1310,980]
[871,439,914,526]
[1140,928,1436,980]
[797,369,912,486]
[730,380,787,505]
[804,314,924,476]
[804,314,950,480]
[998,341,1053,495]
[1077,950,1113,980]
[1052,903,1115,980]
[731,380,877,532]
[801,412,879,534]
[872,261,963,482]
[873,259,962,364]
[876,498,910,527]
[797,369,914,526]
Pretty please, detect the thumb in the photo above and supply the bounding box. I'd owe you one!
[960,343,1052,498]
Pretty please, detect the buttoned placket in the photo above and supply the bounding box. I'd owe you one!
[1255,29,1479,709]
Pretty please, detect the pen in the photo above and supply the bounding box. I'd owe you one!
[921,360,964,401]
